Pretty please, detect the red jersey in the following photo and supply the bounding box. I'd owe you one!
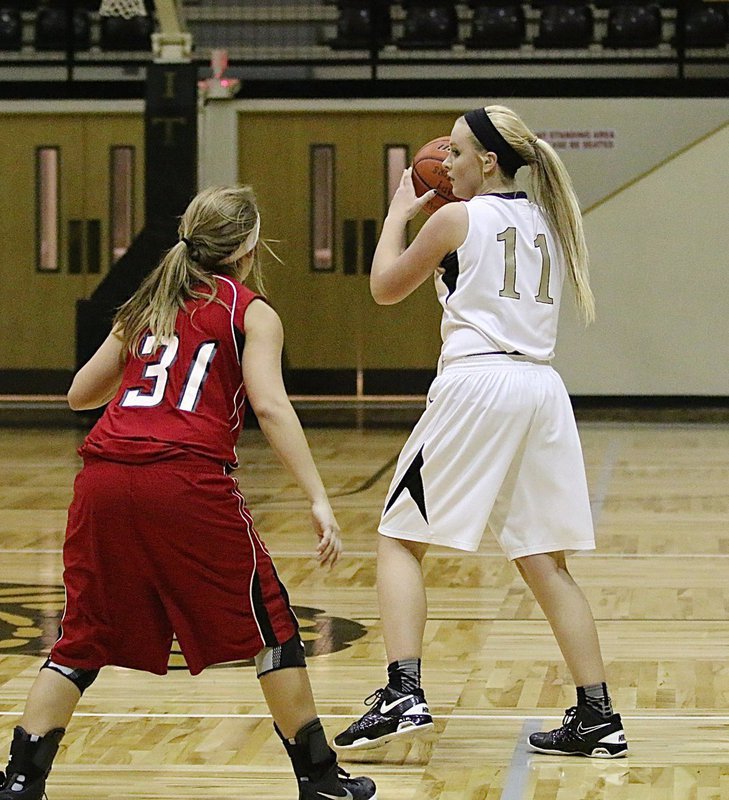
[81,275,261,469]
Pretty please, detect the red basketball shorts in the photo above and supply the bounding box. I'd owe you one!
[51,457,298,675]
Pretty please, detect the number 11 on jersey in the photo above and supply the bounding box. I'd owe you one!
[497,227,554,305]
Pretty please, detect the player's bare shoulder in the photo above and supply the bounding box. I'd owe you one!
[423,199,469,253]
[243,297,283,339]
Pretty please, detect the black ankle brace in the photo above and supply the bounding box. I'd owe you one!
[3,726,65,785]
[274,718,336,782]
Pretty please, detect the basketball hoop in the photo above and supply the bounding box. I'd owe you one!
[99,0,147,19]
[99,0,192,62]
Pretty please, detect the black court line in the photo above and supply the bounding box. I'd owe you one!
[330,453,400,498]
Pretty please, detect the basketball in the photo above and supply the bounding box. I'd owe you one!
[411,136,458,216]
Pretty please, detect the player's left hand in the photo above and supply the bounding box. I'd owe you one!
[311,498,342,568]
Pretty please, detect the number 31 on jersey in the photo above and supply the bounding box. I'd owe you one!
[120,334,218,412]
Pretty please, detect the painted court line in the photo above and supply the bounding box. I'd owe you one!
[589,434,622,530]
[501,719,542,800]
[2,549,729,558]
[0,711,727,721]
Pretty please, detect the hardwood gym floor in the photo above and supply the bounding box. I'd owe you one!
[1,419,728,799]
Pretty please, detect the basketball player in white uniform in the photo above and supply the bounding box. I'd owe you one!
[334,106,628,759]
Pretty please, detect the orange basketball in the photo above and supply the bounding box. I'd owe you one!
[411,136,458,216]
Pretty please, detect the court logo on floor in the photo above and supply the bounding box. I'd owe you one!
[0,584,66,654]
[0,584,367,669]
[169,605,367,670]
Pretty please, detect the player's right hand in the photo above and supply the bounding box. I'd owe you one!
[311,498,342,569]
[389,167,436,221]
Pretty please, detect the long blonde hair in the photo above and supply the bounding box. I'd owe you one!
[468,105,595,324]
[115,185,264,354]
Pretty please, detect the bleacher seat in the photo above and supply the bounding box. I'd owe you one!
[604,3,663,47]
[53,0,98,9]
[6,1,42,11]
[466,2,525,48]
[535,3,594,47]
[328,0,391,49]
[682,1,727,47]
[0,7,22,49]
[34,5,91,51]
[100,13,153,51]
[398,0,459,48]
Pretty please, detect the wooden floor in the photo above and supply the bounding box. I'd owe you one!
[1,419,729,799]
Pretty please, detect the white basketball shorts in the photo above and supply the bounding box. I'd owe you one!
[378,354,595,560]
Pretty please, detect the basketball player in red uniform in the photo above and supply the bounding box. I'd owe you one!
[0,186,376,800]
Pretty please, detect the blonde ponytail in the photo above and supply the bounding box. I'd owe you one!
[114,185,264,355]
[479,105,596,324]
[530,138,595,324]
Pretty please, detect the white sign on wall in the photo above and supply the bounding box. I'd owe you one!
[534,129,616,150]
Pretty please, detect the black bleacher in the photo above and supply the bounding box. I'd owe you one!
[0,0,726,91]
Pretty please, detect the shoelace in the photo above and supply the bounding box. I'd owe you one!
[363,688,386,708]
[546,707,580,744]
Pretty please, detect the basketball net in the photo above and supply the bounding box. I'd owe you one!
[99,0,147,19]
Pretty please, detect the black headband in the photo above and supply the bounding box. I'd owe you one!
[464,108,527,176]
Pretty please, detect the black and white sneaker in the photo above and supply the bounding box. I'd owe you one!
[299,763,377,800]
[528,705,628,758]
[333,686,434,751]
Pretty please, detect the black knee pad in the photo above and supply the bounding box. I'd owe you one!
[41,658,99,695]
[254,634,306,678]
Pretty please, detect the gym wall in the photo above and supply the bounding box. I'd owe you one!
[0,96,726,398]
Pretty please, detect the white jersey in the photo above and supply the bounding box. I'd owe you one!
[435,192,565,362]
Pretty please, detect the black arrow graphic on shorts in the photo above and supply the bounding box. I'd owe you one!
[384,444,428,524]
